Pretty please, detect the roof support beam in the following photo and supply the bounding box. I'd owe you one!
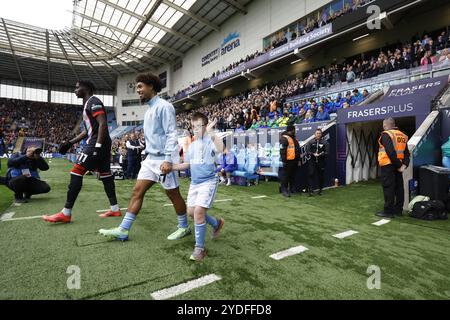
[96,0,199,45]
[53,31,80,82]
[1,18,23,81]
[46,30,51,102]
[75,29,168,65]
[71,32,141,73]
[73,11,184,57]
[72,30,156,71]
[221,0,247,14]
[161,0,220,32]
[64,34,121,76]
[57,32,113,91]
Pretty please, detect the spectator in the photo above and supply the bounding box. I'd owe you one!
[315,106,330,122]
[346,66,356,83]
[303,110,315,124]
[217,149,238,186]
[421,50,436,66]
[125,133,143,179]
[235,123,245,132]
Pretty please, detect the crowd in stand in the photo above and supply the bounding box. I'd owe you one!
[176,83,368,132]
[1,26,449,154]
[171,0,376,100]
[176,28,450,133]
[0,98,82,153]
[265,0,374,51]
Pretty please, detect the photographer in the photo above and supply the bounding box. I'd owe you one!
[5,146,51,203]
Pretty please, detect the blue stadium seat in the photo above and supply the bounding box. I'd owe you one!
[232,148,259,186]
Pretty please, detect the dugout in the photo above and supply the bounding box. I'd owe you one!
[225,120,338,191]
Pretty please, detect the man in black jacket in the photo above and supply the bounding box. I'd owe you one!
[307,128,329,196]
[279,125,301,197]
[126,133,143,179]
[4,146,51,203]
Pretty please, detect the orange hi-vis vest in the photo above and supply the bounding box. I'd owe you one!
[283,135,296,160]
[378,129,408,167]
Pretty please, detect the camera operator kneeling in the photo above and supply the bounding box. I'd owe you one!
[5,147,51,204]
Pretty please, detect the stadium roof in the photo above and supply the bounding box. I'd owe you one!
[0,0,252,91]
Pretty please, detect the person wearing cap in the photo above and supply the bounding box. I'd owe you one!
[279,125,301,197]
[5,146,51,203]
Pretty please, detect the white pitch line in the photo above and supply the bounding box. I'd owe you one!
[333,230,359,239]
[270,245,309,260]
[150,274,221,300]
[96,208,128,213]
[1,215,42,222]
[0,212,15,221]
[372,219,391,226]
[163,204,174,207]
[252,195,268,199]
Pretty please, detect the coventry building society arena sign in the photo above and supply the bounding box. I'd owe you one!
[202,32,241,67]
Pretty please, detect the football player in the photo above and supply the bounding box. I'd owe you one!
[99,73,191,241]
[42,81,121,223]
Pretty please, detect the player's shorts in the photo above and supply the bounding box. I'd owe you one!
[187,177,219,209]
[137,157,179,190]
[71,144,111,179]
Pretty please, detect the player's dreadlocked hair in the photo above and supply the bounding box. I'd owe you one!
[78,80,96,94]
[135,73,162,93]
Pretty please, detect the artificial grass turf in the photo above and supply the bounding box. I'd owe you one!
[0,159,449,300]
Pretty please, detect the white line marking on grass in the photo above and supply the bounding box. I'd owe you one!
[150,274,221,300]
[96,208,128,213]
[333,230,359,239]
[163,204,174,207]
[13,202,22,207]
[1,215,42,222]
[0,212,15,221]
[372,219,391,226]
[252,195,267,199]
[270,245,309,260]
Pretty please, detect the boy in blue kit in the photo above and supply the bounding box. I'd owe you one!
[171,112,225,262]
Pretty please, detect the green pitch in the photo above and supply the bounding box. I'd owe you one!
[0,158,449,300]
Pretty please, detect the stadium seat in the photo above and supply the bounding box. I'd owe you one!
[232,148,259,186]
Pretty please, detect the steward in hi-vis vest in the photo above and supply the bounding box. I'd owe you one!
[376,118,410,219]
[280,125,301,197]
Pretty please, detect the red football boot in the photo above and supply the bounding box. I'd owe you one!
[42,212,71,223]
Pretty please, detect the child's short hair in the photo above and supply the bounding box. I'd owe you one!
[191,112,208,125]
